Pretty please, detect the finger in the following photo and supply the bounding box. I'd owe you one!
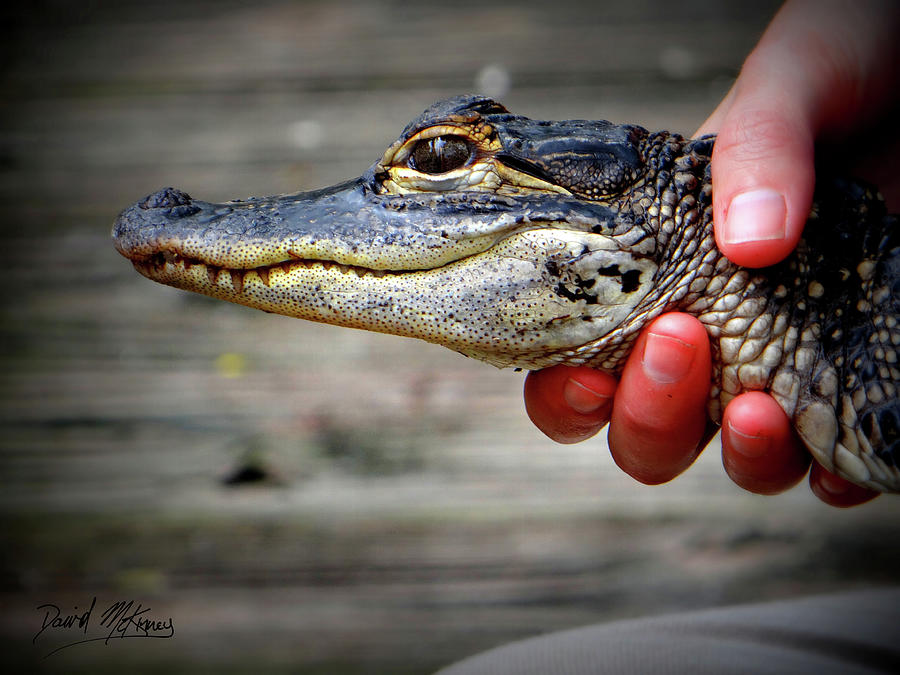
[524,365,616,444]
[709,0,900,269]
[608,313,711,485]
[721,391,810,494]
[708,71,815,269]
[809,462,880,508]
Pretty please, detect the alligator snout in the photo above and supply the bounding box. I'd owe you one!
[112,186,202,260]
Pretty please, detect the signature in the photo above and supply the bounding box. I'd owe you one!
[33,597,175,658]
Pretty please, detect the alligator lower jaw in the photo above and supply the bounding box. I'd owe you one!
[127,248,510,356]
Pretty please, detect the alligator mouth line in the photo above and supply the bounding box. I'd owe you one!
[131,250,414,294]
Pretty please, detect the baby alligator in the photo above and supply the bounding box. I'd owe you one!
[113,96,899,492]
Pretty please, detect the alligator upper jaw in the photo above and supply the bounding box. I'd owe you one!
[112,170,622,275]
[115,185,496,277]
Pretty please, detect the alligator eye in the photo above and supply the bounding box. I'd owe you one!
[408,136,472,174]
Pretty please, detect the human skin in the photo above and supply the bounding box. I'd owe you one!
[524,0,900,507]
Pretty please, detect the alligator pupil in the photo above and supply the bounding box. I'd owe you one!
[409,136,471,174]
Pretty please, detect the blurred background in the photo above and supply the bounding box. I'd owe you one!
[1,1,897,672]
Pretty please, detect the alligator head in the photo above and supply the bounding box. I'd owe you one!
[113,95,707,369]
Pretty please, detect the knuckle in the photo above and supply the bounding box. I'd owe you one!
[714,108,802,164]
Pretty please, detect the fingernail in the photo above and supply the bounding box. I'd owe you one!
[641,332,695,383]
[726,421,770,459]
[564,377,611,414]
[817,466,850,496]
[721,188,786,245]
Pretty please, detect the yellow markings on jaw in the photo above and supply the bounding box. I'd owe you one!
[170,236,300,271]
[139,257,386,310]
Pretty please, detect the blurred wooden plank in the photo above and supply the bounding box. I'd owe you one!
[3,1,773,91]
[3,1,898,672]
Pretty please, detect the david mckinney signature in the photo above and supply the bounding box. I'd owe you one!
[33,597,175,658]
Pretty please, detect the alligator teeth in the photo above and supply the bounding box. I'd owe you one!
[230,269,245,294]
[138,253,392,286]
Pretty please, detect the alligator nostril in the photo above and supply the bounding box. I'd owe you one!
[139,187,194,210]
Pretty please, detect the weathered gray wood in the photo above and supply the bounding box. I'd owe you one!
[2,0,898,672]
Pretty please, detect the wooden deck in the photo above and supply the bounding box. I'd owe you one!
[2,1,898,672]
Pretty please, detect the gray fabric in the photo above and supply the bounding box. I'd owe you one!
[436,588,900,674]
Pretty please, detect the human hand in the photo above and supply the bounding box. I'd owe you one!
[526,0,899,506]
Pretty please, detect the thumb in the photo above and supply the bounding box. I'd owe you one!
[700,0,900,268]
[708,87,815,269]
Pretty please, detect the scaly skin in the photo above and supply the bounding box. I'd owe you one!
[112,96,899,492]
